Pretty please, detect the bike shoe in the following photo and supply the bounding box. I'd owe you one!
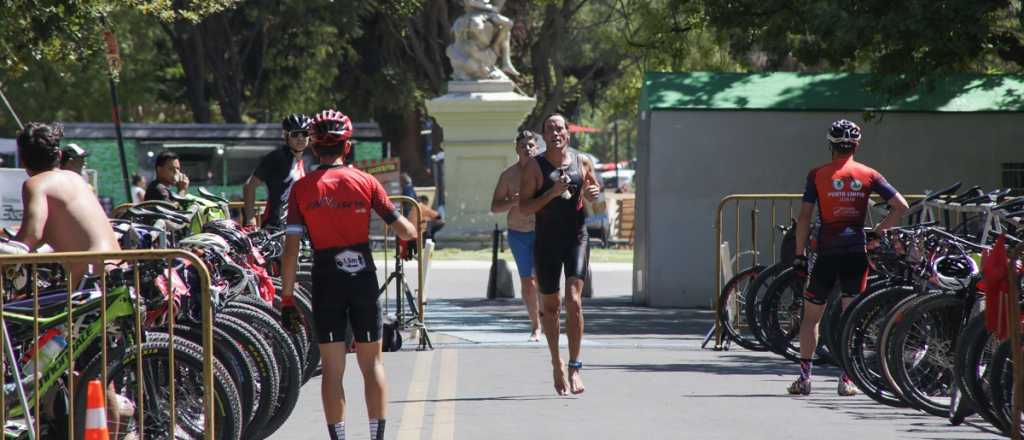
[787,378,811,395]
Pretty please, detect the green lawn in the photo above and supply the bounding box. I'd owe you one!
[377,247,634,263]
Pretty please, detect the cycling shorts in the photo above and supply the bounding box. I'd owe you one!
[534,229,588,295]
[804,253,869,305]
[311,247,382,344]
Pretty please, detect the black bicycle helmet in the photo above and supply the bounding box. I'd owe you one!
[827,119,861,150]
[201,220,252,256]
[282,113,311,132]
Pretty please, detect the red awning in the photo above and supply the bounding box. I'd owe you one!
[568,123,601,134]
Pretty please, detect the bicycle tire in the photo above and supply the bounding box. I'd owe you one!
[743,262,790,349]
[758,268,832,364]
[839,284,914,408]
[877,291,930,400]
[73,337,244,440]
[272,277,320,382]
[888,293,963,417]
[716,265,767,351]
[987,341,1017,437]
[955,314,1006,431]
[231,294,310,378]
[216,314,281,439]
[221,305,302,439]
[176,323,259,426]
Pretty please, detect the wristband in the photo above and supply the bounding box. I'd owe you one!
[281,295,295,307]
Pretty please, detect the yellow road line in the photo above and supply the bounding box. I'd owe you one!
[430,349,458,440]
[396,350,436,440]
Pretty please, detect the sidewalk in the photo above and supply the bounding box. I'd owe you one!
[269,297,1001,440]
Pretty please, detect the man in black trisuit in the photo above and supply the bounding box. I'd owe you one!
[243,113,318,228]
[519,113,601,396]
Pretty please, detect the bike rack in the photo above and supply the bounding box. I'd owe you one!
[711,193,927,350]
[0,249,215,440]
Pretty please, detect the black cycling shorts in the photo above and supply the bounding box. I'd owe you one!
[534,230,589,295]
[804,253,869,305]
[311,266,382,344]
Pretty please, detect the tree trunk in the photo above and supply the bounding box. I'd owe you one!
[202,13,245,123]
[164,22,211,123]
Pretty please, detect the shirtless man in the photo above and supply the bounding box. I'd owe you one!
[519,115,601,395]
[4,123,120,278]
[491,130,542,341]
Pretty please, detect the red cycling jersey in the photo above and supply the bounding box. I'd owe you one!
[803,157,897,255]
[286,165,398,250]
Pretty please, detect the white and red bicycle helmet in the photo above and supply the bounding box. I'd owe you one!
[309,109,353,157]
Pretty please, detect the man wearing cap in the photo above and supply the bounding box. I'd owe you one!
[60,143,88,175]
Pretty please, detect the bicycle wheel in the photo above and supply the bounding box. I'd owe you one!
[840,284,914,407]
[72,337,244,440]
[877,291,930,400]
[887,293,963,417]
[716,265,767,351]
[176,323,259,427]
[955,314,1006,431]
[988,341,1019,437]
[216,314,281,439]
[759,268,829,364]
[232,294,310,379]
[221,304,302,439]
[272,277,320,382]
[743,262,790,348]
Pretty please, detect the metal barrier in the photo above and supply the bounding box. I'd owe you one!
[711,193,927,349]
[0,249,215,439]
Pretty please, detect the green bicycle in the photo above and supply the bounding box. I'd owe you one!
[1,280,242,440]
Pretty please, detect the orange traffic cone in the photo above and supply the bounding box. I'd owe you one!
[84,380,109,440]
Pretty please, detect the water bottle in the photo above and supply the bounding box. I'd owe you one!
[22,327,67,377]
[559,169,572,200]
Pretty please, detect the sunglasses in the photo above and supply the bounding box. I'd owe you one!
[289,131,309,138]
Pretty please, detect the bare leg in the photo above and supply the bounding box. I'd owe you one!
[355,340,388,420]
[565,277,585,394]
[320,342,348,424]
[522,276,542,341]
[541,292,568,396]
[798,302,826,361]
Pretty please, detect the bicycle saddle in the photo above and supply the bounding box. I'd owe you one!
[168,191,191,204]
[3,290,94,317]
[198,187,230,205]
[923,182,962,202]
[995,197,1024,212]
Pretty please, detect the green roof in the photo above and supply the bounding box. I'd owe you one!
[640,72,1024,113]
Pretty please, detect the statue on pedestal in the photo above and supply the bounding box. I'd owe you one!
[446,0,521,81]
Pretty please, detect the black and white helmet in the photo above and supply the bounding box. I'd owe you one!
[827,119,861,149]
[282,113,311,132]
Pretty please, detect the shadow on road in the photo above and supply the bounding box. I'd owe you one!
[391,394,566,404]
[429,296,714,337]
[588,353,791,376]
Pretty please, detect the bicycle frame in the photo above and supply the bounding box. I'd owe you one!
[3,286,135,419]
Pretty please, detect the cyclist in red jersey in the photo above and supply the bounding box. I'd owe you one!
[278,109,417,440]
[788,119,909,396]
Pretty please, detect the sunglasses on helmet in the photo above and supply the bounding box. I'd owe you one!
[289,130,309,138]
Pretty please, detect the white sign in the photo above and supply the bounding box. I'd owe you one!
[0,169,27,229]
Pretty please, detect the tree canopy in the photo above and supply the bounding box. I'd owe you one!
[2,0,1022,171]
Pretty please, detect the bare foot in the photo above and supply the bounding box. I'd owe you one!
[569,366,585,395]
[552,366,569,396]
[529,329,542,342]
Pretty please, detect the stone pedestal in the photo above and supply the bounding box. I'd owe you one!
[427,80,536,237]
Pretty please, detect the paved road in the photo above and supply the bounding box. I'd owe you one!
[269,262,1001,440]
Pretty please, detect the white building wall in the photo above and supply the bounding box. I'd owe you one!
[639,110,1024,308]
